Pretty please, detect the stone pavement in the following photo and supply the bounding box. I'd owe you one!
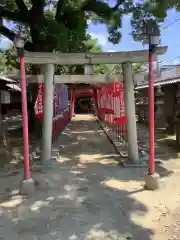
[0,115,180,239]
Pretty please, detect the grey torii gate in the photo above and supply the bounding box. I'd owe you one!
[25,47,167,166]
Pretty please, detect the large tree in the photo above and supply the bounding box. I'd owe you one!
[0,0,121,51]
[0,0,168,51]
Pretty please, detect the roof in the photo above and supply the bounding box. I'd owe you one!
[6,84,21,92]
[135,65,180,90]
[0,75,20,92]
[0,75,16,83]
[135,77,180,89]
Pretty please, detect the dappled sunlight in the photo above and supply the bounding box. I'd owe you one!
[77,163,87,168]
[86,225,114,239]
[0,195,24,208]
[30,200,49,212]
[99,158,117,165]
[52,148,60,152]
[70,130,98,134]
[69,170,82,175]
[78,153,103,163]
[157,135,176,142]
[69,234,78,240]
[102,178,144,192]
[76,135,88,141]
[85,224,132,240]
[64,184,78,192]
[61,132,72,137]
[72,115,95,121]
[77,153,119,165]
[56,156,72,163]
[46,196,55,201]
[71,141,79,145]
[57,194,74,200]
[76,196,88,205]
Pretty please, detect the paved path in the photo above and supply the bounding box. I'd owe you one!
[1,115,180,239]
[0,115,152,240]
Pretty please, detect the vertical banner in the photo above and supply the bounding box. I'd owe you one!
[34,83,68,120]
[53,84,68,117]
[34,83,44,119]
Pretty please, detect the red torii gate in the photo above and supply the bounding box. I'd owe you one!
[16,46,167,195]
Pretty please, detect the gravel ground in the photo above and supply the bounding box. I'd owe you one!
[0,115,180,239]
[154,206,180,239]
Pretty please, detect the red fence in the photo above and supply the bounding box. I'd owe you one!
[34,81,127,148]
[34,83,70,138]
[69,82,127,147]
[94,81,127,146]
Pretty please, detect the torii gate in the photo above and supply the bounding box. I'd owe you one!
[19,47,167,194]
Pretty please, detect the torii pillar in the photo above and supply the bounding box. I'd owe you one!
[40,64,54,165]
[123,62,139,163]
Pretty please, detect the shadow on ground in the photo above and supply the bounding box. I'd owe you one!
[138,123,177,160]
[0,115,176,239]
[137,123,179,178]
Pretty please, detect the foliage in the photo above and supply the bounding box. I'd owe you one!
[0,45,17,74]
[130,0,180,42]
[0,0,121,51]
[0,0,167,76]
[132,63,146,73]
[0,0,172,51]
[0,0,177,54]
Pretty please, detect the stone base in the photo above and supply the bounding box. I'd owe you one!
[144,172,160,190]
[19,178,35,196]
[120,158,148,168]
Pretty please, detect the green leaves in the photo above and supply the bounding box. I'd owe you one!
[0,45,18,74]
[132,63,146,73]
[108,28,121,44]
[131,2,161,42]
[0,0,178,56]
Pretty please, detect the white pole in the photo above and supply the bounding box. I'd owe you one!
[40,64,54,164]
[123,62,139,163]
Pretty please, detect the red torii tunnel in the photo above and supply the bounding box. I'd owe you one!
[34,81,128,158]
[68,83,127,143]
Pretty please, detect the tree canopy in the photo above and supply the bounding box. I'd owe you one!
[0,0,174,77]
[0,0,122,52]
[0,0,176,53]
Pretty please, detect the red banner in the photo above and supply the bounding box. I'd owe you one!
[34,83,44,119]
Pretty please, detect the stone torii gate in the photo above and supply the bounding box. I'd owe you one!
[26,47,167,166]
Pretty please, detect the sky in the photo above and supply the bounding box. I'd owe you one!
[87,9,180,65]
[1,8,180,65]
